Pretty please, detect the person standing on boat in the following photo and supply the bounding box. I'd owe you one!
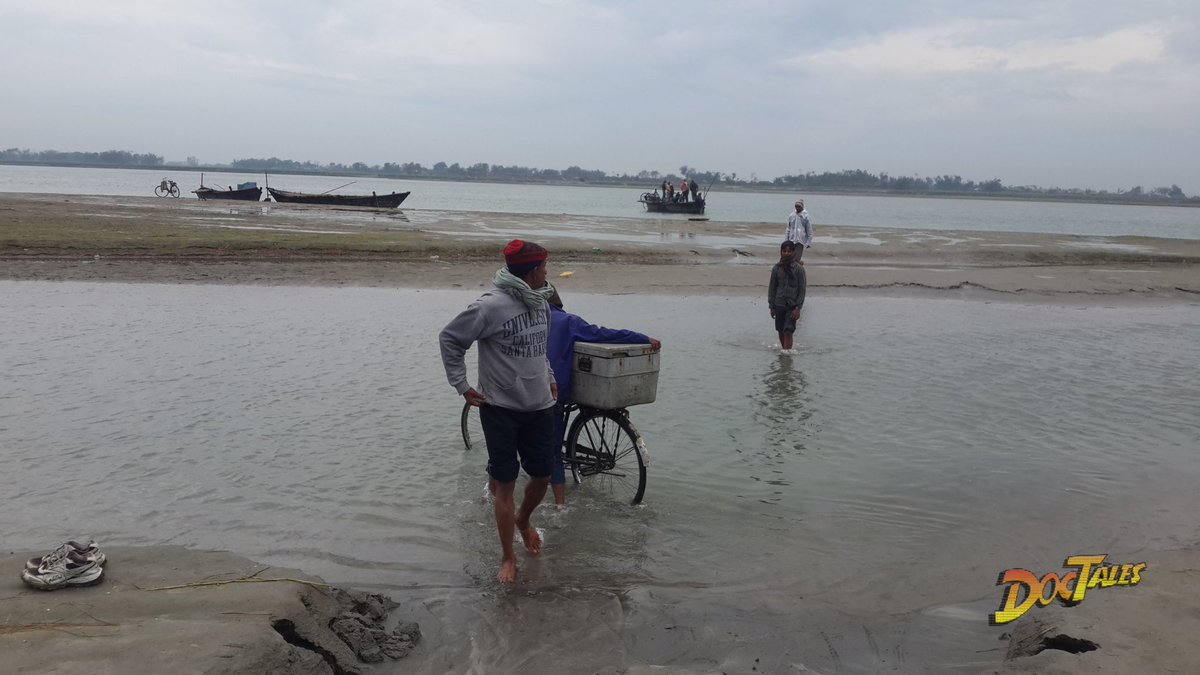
[680,178,690,202]
[439,240,558,584]
[667,181,675,202]
[690,179,701,203]
[544,290,660,507]
[786,199,813,249]
[660,180,668,201]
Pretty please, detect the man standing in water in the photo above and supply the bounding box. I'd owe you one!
[768,241,807,351]
[785,199,813,249]
[440,239,558,583]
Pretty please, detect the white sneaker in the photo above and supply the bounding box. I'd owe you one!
[20,551,104,590]
[26,540,105,572]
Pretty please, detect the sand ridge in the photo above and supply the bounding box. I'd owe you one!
[1,193,1198,300]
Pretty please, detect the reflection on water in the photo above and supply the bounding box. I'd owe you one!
[221,205,411,222]
[741,353,815,502]
[756,352,813,435]
[2,282,1199,672]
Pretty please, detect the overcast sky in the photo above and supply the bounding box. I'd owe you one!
[3,1,1197,191]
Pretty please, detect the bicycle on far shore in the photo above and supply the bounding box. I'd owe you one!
[155,178,180,198]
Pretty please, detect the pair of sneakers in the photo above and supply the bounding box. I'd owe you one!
[21,540,107,590]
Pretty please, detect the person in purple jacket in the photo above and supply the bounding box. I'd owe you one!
[546,291,661,506]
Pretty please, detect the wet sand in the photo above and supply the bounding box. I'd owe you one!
[2,193,1198,300]
[4,545,1197,674]
[989,546,1200,674]
[1,547,419,675]
[3,192,1199,673]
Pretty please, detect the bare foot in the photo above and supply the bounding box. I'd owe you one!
[519,526,542,556]
[497,558,517,584]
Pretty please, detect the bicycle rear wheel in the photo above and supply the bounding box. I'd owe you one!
[154,186,167,197]
[461,402,485,450]
[566,409,647,505]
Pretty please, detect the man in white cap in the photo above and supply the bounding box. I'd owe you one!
[785,199,813,249]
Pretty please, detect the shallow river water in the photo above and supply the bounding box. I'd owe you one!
[2,282,1198,672]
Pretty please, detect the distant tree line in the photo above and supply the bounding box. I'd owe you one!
[2,147,1195,204]
[0,147,163,167]
[770,169,1193,203]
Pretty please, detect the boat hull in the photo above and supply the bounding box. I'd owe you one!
[638,193,705,214]
[266,188,410,208]
[194,187,263,201]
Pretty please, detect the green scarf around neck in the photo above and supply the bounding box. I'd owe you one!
[493,268,554,309]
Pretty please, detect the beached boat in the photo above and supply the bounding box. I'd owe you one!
[266,187,410,208]
[638,192,705,215]
[193,184,263,201]
[193,174,263,201]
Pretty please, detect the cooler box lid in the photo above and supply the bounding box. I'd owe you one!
[573,342,656,359]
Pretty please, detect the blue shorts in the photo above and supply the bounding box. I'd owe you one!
[480,404,556,482]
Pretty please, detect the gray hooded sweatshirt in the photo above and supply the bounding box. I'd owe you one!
[439,289,556,412]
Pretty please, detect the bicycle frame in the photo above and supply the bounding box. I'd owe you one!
[558,402,632,467]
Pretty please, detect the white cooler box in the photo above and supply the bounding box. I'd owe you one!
[571,342,659,409]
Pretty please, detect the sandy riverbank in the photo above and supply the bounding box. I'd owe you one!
[1,193,1198,300]
[1,546,421,675]
[4,544,1198,674]
[987,545,1200,674]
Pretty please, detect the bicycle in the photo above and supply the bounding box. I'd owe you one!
[461,401,648,505]
[154,179,180,198]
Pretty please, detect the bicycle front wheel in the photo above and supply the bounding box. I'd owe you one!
[461,402,485,451]
[154,186,167,197]
[566,409,647,505]
[169,185,180,197]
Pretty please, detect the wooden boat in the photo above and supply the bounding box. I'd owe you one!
[193,173,262,201]
[638,191,705,214]
[266,187,410,208]
[193,184,263,201]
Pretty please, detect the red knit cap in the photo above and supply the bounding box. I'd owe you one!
[503,239,548,265]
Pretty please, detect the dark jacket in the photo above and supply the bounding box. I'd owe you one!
[548,305,651,402]
[768,261,807,309]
